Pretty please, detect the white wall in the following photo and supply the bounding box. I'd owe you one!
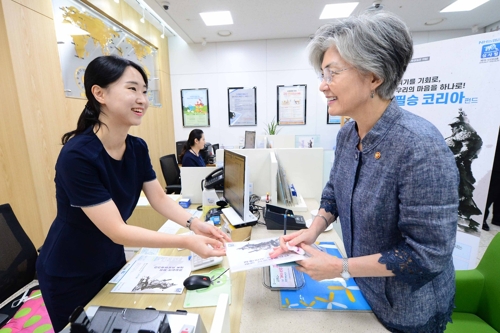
[168,29,475,149]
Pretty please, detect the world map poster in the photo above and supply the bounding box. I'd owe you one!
[52,0,159,105]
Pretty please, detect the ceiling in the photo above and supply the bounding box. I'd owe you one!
[128,0,500,44]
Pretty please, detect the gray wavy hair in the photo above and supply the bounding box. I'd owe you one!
[308,10,413,100]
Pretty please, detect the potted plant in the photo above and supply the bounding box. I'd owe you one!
[264,117,281,135]
[263,117,280,148]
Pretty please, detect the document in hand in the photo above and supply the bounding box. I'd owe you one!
[225,237,307,272]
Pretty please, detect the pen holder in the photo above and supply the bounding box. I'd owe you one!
[264,204,305,230]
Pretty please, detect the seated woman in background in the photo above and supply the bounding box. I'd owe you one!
[180,129,206,167]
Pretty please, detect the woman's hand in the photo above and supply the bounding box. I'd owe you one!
[190,218,232,243]
[294,244,341,281]
[269,228,318,258]
[185,234,227,258]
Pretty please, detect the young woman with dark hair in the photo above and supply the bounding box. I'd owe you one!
[36,55,230,331]
[179,129,206,167]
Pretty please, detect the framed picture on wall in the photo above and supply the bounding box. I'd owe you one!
[327,107,341,125]
[341,116,352,126]
[228,87,257,126]
[277,84,307,125]
[181,88,210,127]
[295,135,320,148]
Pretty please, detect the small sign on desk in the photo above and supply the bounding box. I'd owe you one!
[220,214,252,242]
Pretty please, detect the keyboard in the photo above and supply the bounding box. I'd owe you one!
[191,252,223,271]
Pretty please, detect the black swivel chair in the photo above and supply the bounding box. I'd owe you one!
[159,154,182,194]
[212,144,219,156]
[0,203,39,324]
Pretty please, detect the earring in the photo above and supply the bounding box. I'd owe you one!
[370,91,375,98]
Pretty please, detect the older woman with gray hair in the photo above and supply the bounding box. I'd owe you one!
[271,10,459,333]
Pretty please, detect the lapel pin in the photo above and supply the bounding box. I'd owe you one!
[375,152,381,159]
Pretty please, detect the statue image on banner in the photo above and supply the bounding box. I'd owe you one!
[446,109,483,232]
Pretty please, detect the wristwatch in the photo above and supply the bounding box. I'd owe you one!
[186,216,195,230]
[341,258,351,280]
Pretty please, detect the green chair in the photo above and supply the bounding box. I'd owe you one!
[445,233,500,333]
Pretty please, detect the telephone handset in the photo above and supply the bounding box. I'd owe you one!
[204,167,224,190]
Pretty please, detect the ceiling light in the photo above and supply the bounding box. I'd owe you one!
[140,7,145,23]
[217,30,232,37]
[424,18,446,26]
[440,0,489,12]
[200,11,233,26]
[320,2,359,19]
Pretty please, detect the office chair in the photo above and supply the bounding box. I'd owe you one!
[176,140,187,163]
[0,203,42,328]
[445,233,500,333]
[159,154,182,194]
[212,143,219,155]
[0,203,38,305]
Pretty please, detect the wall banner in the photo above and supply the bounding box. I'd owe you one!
[397,31,500,269]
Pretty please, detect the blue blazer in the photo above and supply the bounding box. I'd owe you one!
[321,100,459,332]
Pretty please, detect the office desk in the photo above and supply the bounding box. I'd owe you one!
[239,224,388,332]
[86,199,388,333]
[86,248,244,333]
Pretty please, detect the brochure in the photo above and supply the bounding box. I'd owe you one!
[111,255,191,294]
[225,237,307,272]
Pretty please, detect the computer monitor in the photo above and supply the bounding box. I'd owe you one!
[243,131,256,149]
[222,150,257,227]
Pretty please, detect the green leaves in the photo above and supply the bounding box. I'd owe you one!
[264,117,281,135]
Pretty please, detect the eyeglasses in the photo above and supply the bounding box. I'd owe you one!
[318,67,351,84]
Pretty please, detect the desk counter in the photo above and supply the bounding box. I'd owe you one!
[89,199,388,332]
[239,224,388,332]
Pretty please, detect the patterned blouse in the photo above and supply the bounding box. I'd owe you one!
[321,100,459,332]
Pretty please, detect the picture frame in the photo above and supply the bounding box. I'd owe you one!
[341,116,352,126]
[277,85,307,125]
[327,108,341,124]
[228,87,257,126]
[295,135,320,148]
[181,88,210,127]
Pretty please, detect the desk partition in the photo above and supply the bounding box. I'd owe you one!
[216,148,324,206]
[180,166,219,204]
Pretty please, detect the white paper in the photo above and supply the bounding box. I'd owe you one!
[139,247,161,256]
[158,221,183,234]
[270,265,296,288]
[111,255,191,294]
[225,237,307,272]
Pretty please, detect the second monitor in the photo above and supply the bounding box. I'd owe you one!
[221,150,257,227]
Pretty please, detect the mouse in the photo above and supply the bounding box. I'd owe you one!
[183,275,212,290]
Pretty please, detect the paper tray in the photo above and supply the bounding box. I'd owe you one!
[262,266,305,291]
